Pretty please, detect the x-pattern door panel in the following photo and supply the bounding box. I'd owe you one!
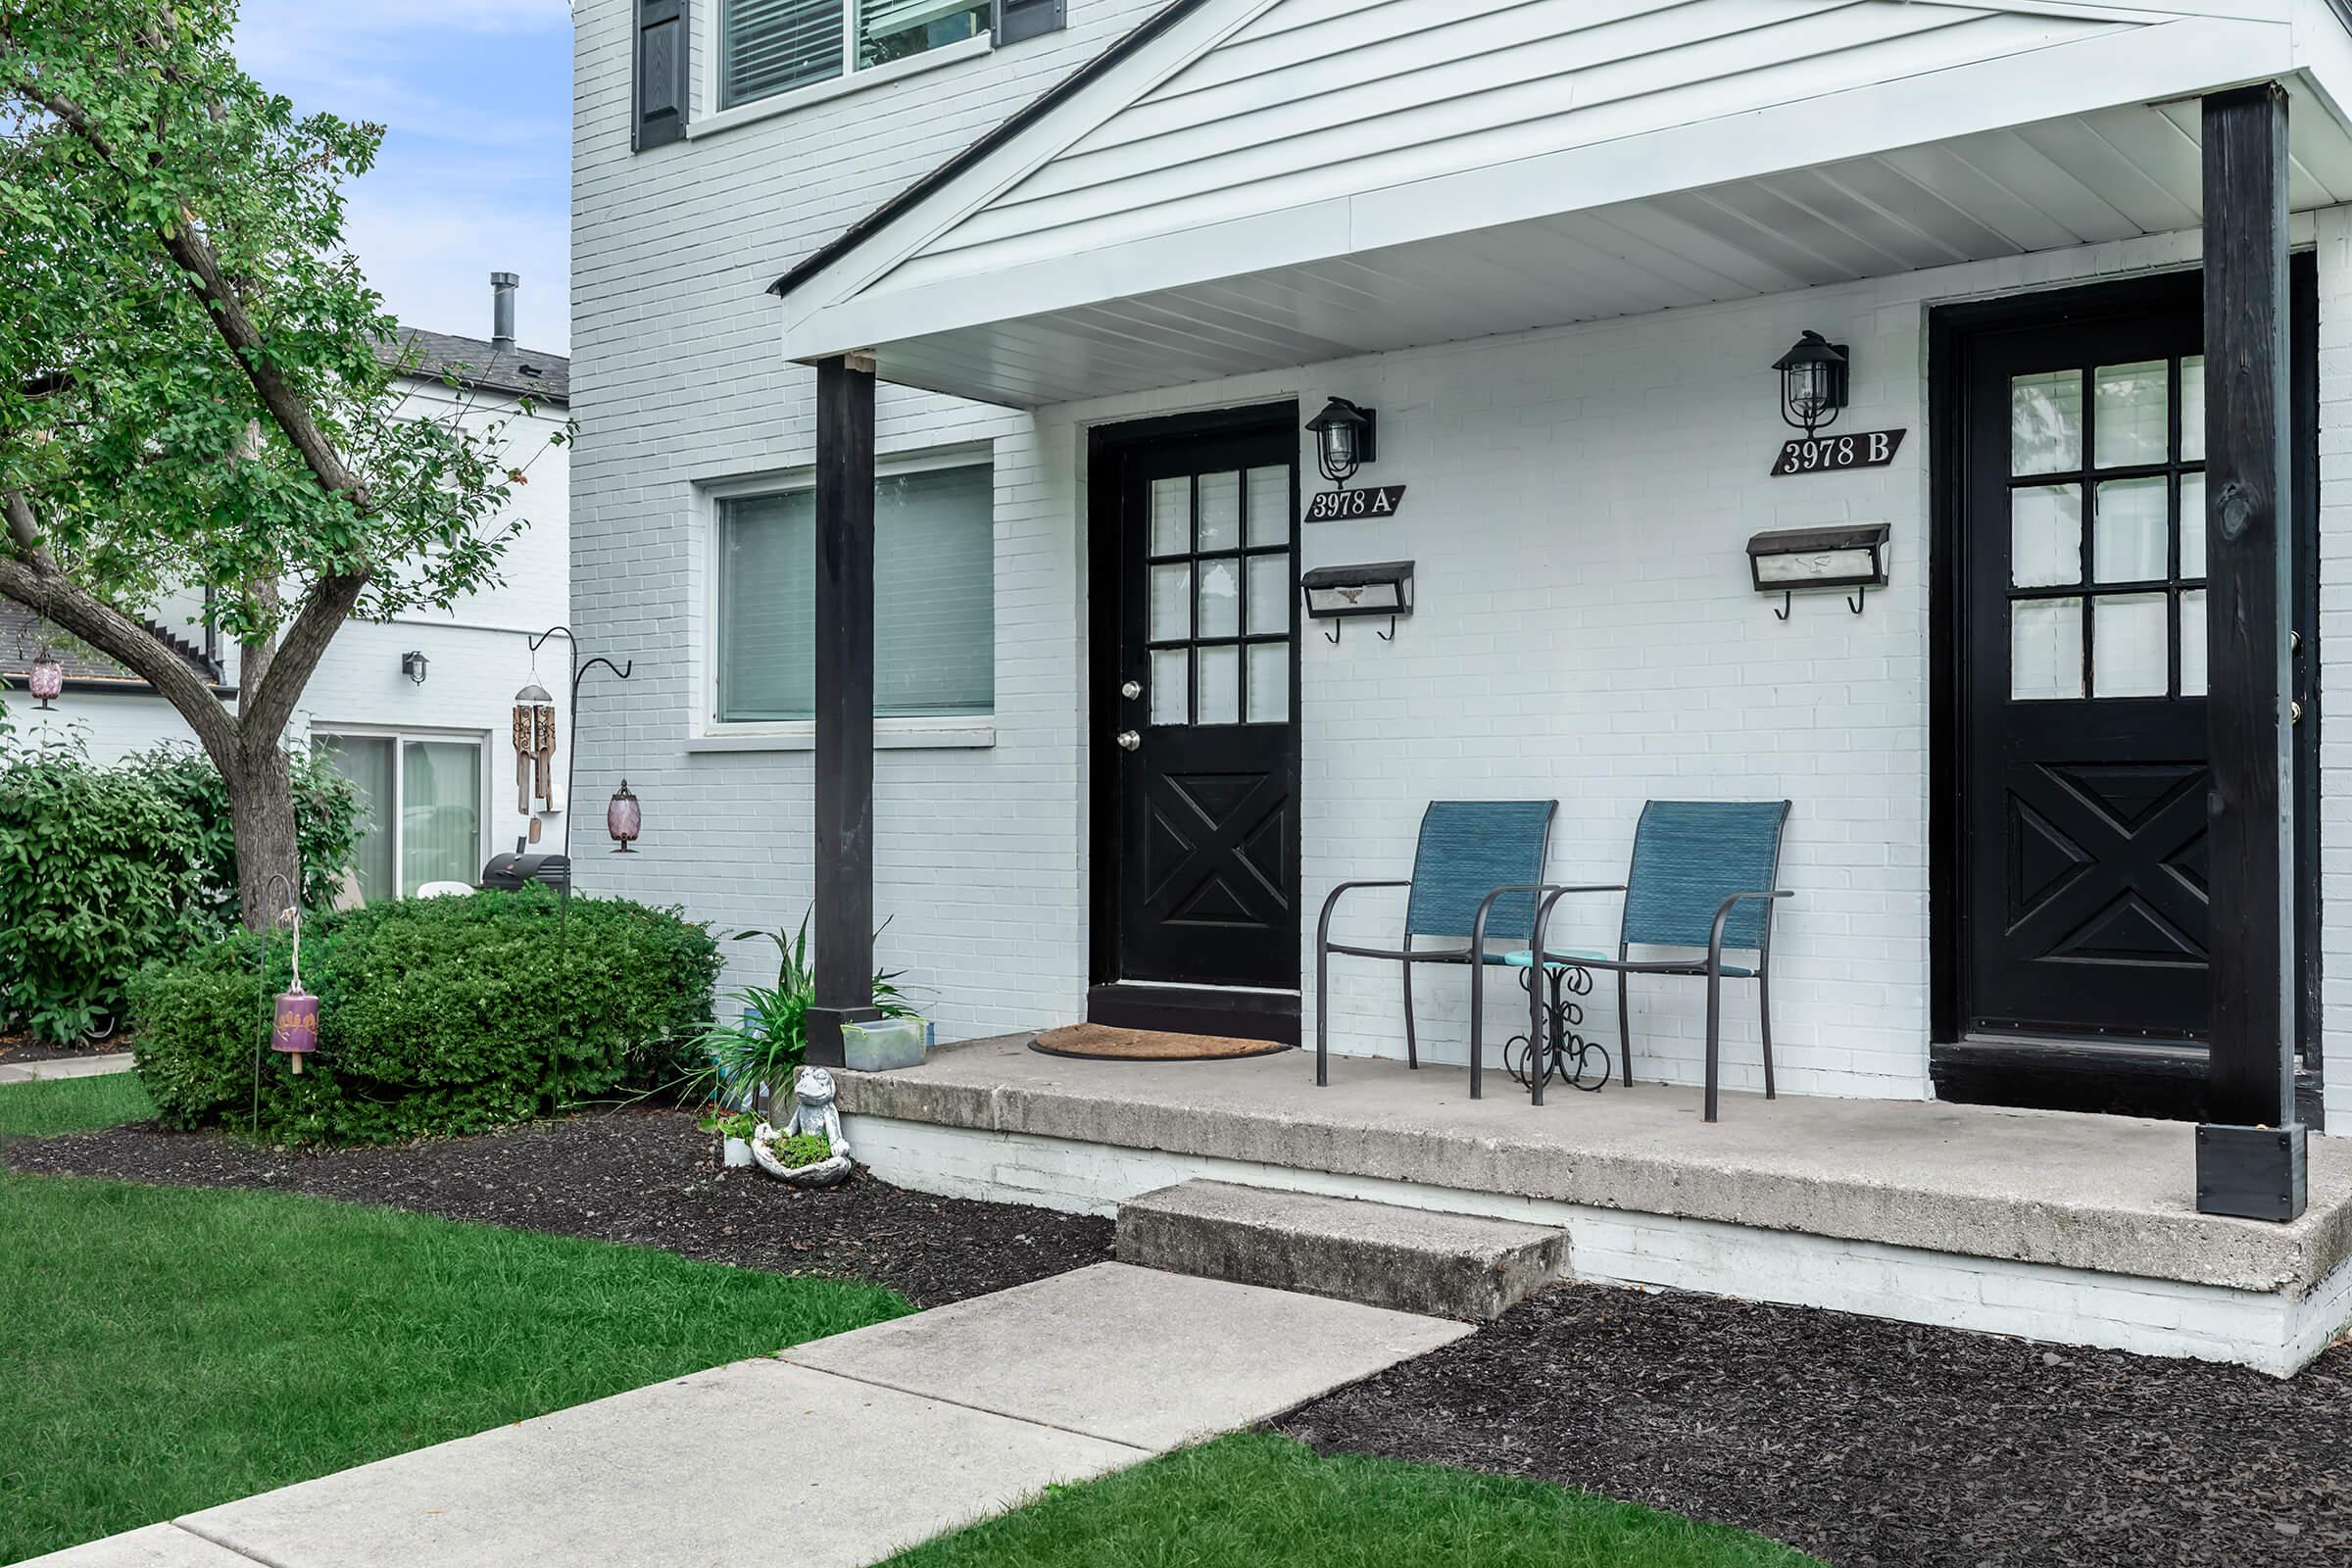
[1113,424,1299,989]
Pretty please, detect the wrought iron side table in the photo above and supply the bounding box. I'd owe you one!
[1503,957,1613,1094]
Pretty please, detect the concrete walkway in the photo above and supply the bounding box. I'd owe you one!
[24,1263,1469,1568]
[0,1053,133,1085]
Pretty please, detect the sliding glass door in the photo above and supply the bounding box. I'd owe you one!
[317,731,486,902]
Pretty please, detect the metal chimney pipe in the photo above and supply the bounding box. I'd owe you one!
[491,271,518,349]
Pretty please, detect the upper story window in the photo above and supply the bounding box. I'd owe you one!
[720,0,992,109]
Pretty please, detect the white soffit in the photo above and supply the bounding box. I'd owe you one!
[776,0,2352,404]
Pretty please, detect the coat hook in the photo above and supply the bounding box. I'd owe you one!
[1377,615,1396,642]
[1847,587,1867,615]
[1324,620,1342,644]
[1773,590,1791,621]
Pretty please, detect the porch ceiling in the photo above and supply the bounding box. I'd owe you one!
[856,83,2352,407]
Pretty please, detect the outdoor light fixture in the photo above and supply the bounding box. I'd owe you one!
[1305,397,1379,487]
[26,645,63,710]
[1300,560,1414,642]
[402,649,429,686]
[607,779,643,853]
[1746,522,1889,617]
[1772,331,1849,437]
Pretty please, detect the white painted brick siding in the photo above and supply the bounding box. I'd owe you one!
[572,1,2350,1113]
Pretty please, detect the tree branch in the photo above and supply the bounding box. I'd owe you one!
[238,570,368,745]
[25,79,376,517]
[0,491,239,760]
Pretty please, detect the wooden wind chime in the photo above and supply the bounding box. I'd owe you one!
[513,681,558,843]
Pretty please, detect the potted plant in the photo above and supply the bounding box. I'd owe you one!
[684,912,921,1115]
[699,1109,759,1168]
[751,1066,854,1188]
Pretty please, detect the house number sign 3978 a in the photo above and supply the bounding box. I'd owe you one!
[1305,484,1407,522]
[1768,428,1905,476]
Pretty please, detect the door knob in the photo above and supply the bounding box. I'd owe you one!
[1115,730,1142,752]
[1120,680,1142,700]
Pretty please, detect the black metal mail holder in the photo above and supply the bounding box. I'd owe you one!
[1504,960,1611,1095]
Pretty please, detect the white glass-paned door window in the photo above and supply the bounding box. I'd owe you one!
[716,462,995,722]
[317,735,395,903]
[402,741,483,896]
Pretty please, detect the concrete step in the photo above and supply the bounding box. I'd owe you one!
[1115,1180,1567,1322]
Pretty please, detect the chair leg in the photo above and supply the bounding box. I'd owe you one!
[1616,972,1633,1088]
[1468,961,1484,1102]
[1315,938,1330,1088]
[1703,964,1722,1124]
[1530,962,1547,1107]
[1401,955,1418,1070]
[1758,967,1777,1101]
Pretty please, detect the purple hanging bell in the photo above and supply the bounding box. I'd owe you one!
[271,986,319,1074]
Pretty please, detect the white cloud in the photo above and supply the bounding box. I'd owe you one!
[233,0,575,353]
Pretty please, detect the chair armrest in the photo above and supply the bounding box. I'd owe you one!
[1468,882,1566,956]
[1529,884,1629,953]
[1706,890,1794,967]
[1316,879,1413,950]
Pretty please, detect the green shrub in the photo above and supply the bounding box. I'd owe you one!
[128,887,722,1146]
[0,747,206,1042]
[120,744,364,929]
[763,1131,831,1169]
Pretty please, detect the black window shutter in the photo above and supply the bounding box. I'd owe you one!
[994,0,1065,47]
[635,0,688,151]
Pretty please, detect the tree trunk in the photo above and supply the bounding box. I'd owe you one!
[227,742,302,932]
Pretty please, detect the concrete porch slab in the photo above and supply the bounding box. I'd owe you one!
[172,1358,1142,1568]
[781,1262,1471,1449]
[837,1036,2352,1297]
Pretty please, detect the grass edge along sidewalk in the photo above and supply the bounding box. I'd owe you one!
[0,1076,912,1563]
[882,1430,1823,1568]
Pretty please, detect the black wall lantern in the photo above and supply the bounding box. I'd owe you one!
[401,650,429,686]
[1772,331,1849,438]
[1305,397,1379,488]
[1300,560,1413,642]
[1747,522,1889,617]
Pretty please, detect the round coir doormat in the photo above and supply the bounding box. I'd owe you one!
[1029,1022,1295,1062]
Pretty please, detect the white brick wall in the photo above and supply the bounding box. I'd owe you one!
[571,1,2351,1111]
[844,1112,2352,1374]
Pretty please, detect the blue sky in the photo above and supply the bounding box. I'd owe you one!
[233,0,575,354]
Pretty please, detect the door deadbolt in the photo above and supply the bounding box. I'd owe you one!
[1121,680,1143,700]
[1115,730,1142,751]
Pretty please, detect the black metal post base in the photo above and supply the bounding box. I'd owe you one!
[805,1004,883,1069]
[2195,1122,2308,1220]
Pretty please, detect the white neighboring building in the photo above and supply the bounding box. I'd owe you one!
[2,275,573,900]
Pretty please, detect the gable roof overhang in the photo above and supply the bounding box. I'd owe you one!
[771,0,2352,410]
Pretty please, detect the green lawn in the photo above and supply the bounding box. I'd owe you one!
[0,1071,154,1137]
[0,1080,912,1562]
[885,1432,1820,1568]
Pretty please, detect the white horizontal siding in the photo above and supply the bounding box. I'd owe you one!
[877,0,2137,294]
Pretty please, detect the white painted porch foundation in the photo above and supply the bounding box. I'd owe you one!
[840,1039,2352,1376]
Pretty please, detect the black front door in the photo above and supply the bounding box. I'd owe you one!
[1098,416,1300,996]
[1949,270,2316,1051]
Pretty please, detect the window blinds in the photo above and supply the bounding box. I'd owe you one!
[717,464,995,722]
[720,0,842,108]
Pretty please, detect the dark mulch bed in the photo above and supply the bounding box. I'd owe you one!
[3,1108,1111,1307]
[0,1029,124,1065]
[1278,1282,2351,1568]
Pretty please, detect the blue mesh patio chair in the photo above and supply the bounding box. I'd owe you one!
[1314,800,1559,1100]
[1510,801,1792,1121]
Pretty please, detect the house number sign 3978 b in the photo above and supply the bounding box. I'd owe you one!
[1305,484,1407,522]
[1769,428,1905,476]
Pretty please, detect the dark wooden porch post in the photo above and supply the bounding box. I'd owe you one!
[807,353,880,1068]
[2197,83,2306,1220]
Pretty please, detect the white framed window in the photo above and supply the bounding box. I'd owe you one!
[719,0,992,110]
[315,730,488,902]
[712,456,995,725]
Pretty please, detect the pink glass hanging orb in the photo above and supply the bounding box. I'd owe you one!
[607,778,642,854]
[27,646,63,710]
